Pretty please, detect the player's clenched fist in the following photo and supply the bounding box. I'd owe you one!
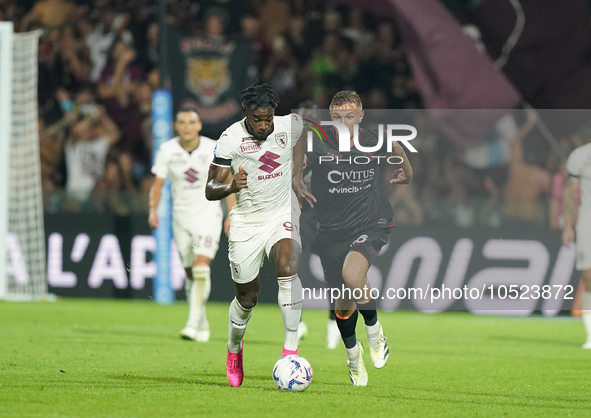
[231,165,248,192]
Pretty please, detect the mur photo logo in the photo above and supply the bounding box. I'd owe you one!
[303,119,418,165]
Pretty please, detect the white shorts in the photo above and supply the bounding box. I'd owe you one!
[576,225,591,271]
[173,211,223,267]
[228,215,301,284]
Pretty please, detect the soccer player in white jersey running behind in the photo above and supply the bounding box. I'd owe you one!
[149,108,234,342]
[206,83,305,387]
[563,141,591,348]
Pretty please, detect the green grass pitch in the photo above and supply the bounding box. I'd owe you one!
[1,299,591,417]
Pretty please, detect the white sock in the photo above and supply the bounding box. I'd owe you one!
[278,275,303,351]
[583,291,591,342]
[187,266,211,328]
[228,298,253,354]
[346,341,360,364]
[365,321,381,351]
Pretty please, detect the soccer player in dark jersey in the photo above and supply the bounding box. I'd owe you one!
[293,90,413,386]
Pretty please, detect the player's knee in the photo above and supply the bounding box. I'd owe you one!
[277,266,292,278]
[237,292,258,310]
[341,269,363,288]
[276,256,294,277]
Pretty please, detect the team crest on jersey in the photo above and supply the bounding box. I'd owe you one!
[275,132,288,148]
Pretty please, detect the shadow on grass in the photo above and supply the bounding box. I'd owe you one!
[113,373,279,390]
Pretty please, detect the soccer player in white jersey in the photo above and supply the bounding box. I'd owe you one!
[205,83,305,387]
[149,108,233,342]
[563,142,591,348]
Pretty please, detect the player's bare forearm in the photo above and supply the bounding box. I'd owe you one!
[292,131,317,207]
[293,133,306,181]
[206,165,244,201]
[563,177,579,229]
[205,178,235,201]
[390,142,413,184]
[223,172,236,212]
[149,177,164,213]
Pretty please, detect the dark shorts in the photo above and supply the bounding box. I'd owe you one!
[316,227,390,289]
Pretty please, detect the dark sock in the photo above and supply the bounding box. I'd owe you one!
[358,298,377,326]
[336,310,359,349]
[359,309,377,326]
[329,309,336,321]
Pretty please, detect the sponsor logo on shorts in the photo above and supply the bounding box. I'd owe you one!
[240,142,262,154]
[231,262,241,277]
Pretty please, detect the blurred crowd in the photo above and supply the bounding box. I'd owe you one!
[2,0,589,229]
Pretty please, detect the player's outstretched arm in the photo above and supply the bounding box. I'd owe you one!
[389,141,413,184]
[292,130,316,208]
[205,164,247,201]
[148,176,165,228]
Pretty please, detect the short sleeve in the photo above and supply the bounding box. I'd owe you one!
[151,146,168,179]
[290,113,304,148]
[566,147,588,177]
[212,132,234,167]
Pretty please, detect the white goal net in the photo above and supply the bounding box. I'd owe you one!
[0,23,47,300]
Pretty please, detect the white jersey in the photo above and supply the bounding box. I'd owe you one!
[152,136,222,220]
[213,114,304,225]
[567,143,591,229]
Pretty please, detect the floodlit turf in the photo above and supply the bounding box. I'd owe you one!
[1,300,591,417]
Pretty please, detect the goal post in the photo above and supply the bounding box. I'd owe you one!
[0,24,47,301]
[0,22,13,300]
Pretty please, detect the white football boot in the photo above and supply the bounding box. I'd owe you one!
[366,324,389,368]
[180,326,199,341]
[347,341,368,386]
[196,317,210,342]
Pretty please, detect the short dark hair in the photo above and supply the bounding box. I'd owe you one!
[329,90,363,110]
[238,82,280,110]
[176,107,200,119]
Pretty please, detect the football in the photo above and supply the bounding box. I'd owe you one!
[272,355,313,392]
